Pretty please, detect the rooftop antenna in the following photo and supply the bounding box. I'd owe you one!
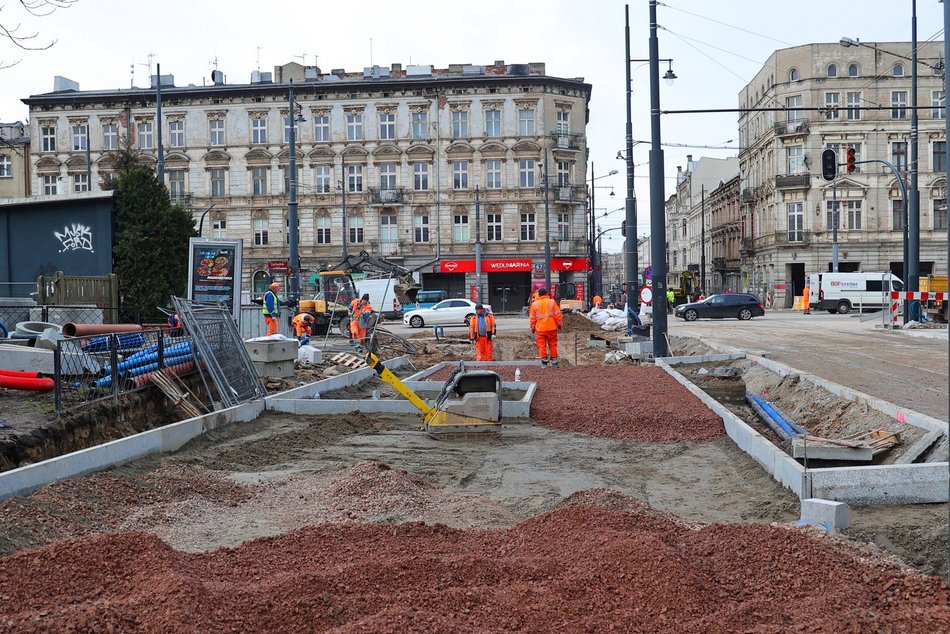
[142,51,155,78]
[294,52,306,66]
[370,38,373,66]
[255,47,261,72]
[210,56,219,70]
[129,60,135,88]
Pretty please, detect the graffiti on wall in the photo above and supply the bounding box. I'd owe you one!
[55,223,94,253]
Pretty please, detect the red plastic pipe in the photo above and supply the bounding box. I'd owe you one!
[0,374,55,392]
[0,369,42,379]
[62,323,144,337]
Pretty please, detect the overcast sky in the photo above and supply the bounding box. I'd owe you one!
[1,0,943,252]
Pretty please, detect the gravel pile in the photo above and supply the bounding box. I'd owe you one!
[2,498,947,632]
[433,365,724,442]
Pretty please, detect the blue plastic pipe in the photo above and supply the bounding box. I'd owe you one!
[749,393,797,436]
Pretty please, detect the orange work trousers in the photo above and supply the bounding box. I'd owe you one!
[535,329,558,360]
[264,316,279,336]
[474,337,493,361]
[350,319,366,343]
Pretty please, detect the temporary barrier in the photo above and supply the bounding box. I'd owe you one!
[889,291,947,327]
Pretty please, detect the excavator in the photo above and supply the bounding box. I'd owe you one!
[364,351,503,438]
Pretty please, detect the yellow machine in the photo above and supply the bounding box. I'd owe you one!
[364,352,503,438]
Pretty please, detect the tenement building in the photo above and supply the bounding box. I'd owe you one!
[22,61,593,309]
[0,122,30,198]
[739,41,946,307]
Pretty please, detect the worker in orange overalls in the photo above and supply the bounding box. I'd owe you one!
[529,288,563,366]
[468,303,496,361]
[350,294,373,345]
[292,312,314,346]
[802,284,811,315]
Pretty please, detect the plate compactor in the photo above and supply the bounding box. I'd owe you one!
[364,352,503,438]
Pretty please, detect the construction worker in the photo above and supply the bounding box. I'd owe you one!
[292,312,314,346]
[666,288,675,314]
[262,282,281,336]
[802,284,811,315]
[469,303,496,361]
[529,288,563,366]
[592,294,603,309]
[167,313,184,337]
[350,293,373,345]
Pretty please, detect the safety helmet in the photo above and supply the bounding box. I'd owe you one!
[303,314,313,322]
[475,303,484,310]
[269,282,280,290]
[361,293,370,301]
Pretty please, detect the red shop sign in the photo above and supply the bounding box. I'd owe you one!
[551,257,589,272]
[438,259,533,273]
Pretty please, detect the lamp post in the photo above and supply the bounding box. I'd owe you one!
[540,150,552,291]
[338,157,348,259]
[588,164,618,300]
[475,185,483,303]
[287,80,305,300]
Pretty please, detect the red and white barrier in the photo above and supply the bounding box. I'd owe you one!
[889,291,947,326]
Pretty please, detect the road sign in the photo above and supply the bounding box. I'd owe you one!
[640,285,653,305]
[643,266,653,280]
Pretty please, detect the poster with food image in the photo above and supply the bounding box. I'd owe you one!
[187,239,243,324]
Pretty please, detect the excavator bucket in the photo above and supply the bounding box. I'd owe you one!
[424,364,503,439]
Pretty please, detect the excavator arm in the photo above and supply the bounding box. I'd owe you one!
[324,250,421,304]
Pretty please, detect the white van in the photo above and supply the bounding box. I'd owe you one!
[353,277,404,320]
[807,272,904,314]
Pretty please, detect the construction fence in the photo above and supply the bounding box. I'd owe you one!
[0,305,141,336]
[54,329,196,417]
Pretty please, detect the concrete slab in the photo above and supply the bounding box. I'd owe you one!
[791,438,873,462]
[253,360,294,379]
[297,346,323,365]
[800,498,851,531]
[244,340,297,362]
[895,430,944,465]
[811,463,948,505]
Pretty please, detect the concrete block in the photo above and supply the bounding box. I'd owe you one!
[244,340,297,362]
[896,430,944,464]
[297,345,323,365]
[34,328,65,351]
[253,360,294,378]
[800,498,850,531]
[624,340,654,356]
[0,344,55,373]
[588,335,608,348]
[791,438,873,462]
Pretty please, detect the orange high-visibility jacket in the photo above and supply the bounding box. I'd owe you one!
[469,312,497,340]
[529,296,563,332]
[292,313,312,336]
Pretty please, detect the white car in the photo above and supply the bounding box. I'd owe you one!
[403,298,491,328]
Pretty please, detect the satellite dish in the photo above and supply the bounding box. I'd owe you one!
[211,70,224,85]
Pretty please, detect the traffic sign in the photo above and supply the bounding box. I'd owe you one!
[639,285,653,305]
[643,266,653,280]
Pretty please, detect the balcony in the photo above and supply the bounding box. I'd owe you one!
[773,118,809,136]
[755,231,812,249]
[712,257,726,269]
[369,187,407,206]
[553,185,586,202]
[555,238,585,255]
[367,240,404,258]
[169,193,192,208]
[774,173,811,190]
[741,187,754,202]
[739,237,754,256]
[550,132,584,151]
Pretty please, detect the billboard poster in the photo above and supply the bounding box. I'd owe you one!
[187,238,243,323]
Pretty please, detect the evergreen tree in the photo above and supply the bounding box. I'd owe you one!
[110,147,196,322]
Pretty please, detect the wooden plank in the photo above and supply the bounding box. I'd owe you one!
[896,430,944,465]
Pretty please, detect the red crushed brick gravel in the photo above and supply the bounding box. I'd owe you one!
[432,364,724,442]
[1,498,947,633]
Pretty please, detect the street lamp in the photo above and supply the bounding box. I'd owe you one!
[337,157,348,258]
[539,151,552,291]
[588,164,618,299]
[287,80,306,300]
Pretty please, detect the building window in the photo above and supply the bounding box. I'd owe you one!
[846,92,862,120]
[102,123,118,150]
[414,214,429,243]
[824,92,839,120]
[0,155,10,177]
[169,170,185,199]
[43,174,58,195]
[251,117,267,144]
[934,90,947,119]
[935,199,948,230]
[486,212,502,241]
[786,202,803,242]
[251,167,268,196]
[315,165,332,193]
[846,200,862,230]
[316,215,331,244]
[209,119,225,145]
[314,115,330,142]
[453,160,469,190]
[520,211,536,241]
[453,212,469,242]
[348,215,364,244]
[411,111,428,140]
[518,108,535,136]
[73,173,88,192]
[164,121,182,148]
[891,141,908,173]
[518,159,536,188]
[71,125,87,151]
[827,64,838,78]
[826,200,839,230]
[556,161,571,186]
[556,110,570,135]
[786,145,804,174]
[210,168,226,197]
[212,219,227,239]
[371,163,393,192]
[379,112,395,140]
[485,110,501,137]
[41,126,56,152]
[788,67,799,82]
[934,141,947,172]
[557,212,571,241]
[893,64,904,77]
[485,159,502,189]
[452,110,468,138]
[891,91,908,119]
[892,199,904,231]
[786,95,802,123]
[380,213,398,249]
[347,164,363,192]
[254,218,268,245]
[346,114,363,141]
[413,162,429,191]
[848,63,859,77]
[137,122,153,149]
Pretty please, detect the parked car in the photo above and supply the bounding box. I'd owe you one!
[674,293,765,321]
[401,289,449,313]
[403,298,491,328]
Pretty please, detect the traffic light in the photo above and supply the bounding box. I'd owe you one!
[621,220,626,237]
[820,148,837,181]
[846,147,856,174]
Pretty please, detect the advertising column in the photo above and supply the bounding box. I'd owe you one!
[187,238,244,325]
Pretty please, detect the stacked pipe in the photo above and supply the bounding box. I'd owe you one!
[91,340,194,389]
[0,369,54,392]
[81,332,147,353]
[745,392,807,440]
[127,361,195,389]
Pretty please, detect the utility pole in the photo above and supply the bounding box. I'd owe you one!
[340,157,348,258]
[475,185,483,303]
[624,4,639,315]
[542,149,552,291]
[648,0,669,357]
[156,62,164,183]
[590,163,597,299]
[700,185,706,295]
[908,0,920,301]
[287,80,300,300]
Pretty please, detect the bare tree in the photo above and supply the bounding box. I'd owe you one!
[1,0,78,69]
